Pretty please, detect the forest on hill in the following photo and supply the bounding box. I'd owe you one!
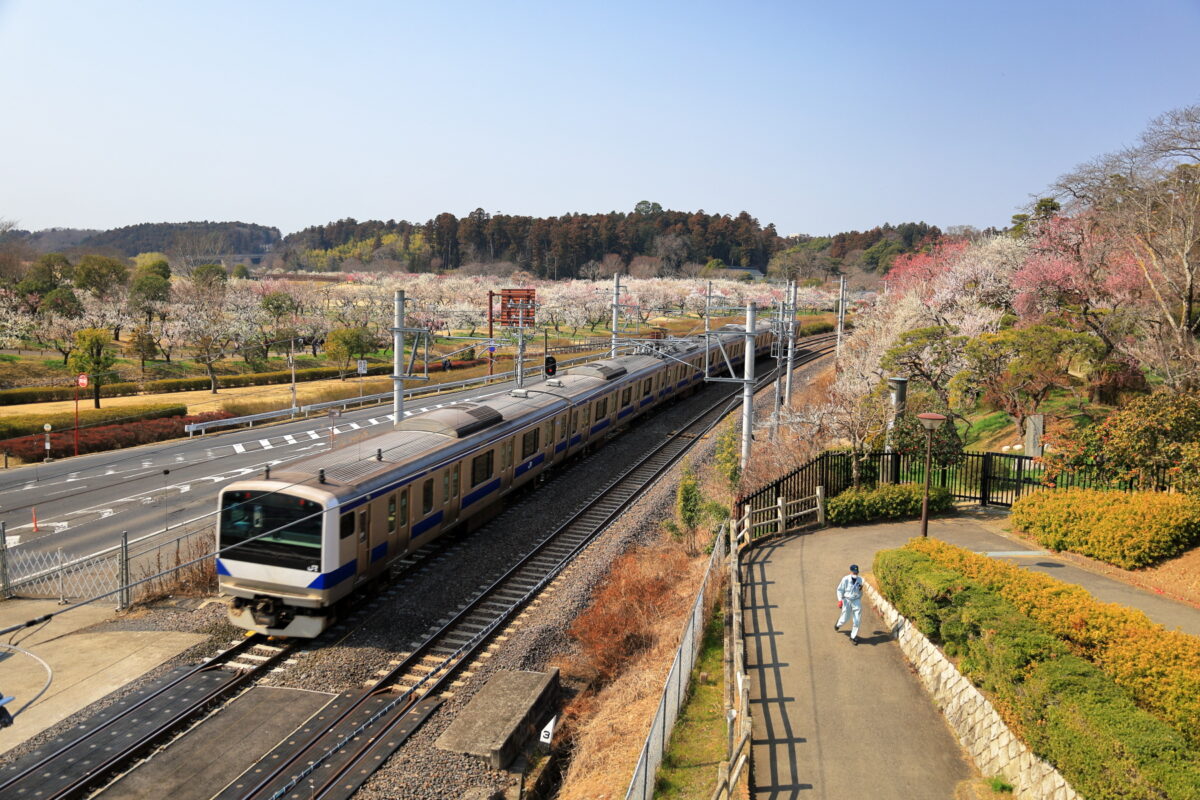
[272,203,941,281]
[2,221,280,259]
[1,204,941,283]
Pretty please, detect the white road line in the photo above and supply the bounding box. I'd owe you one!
[258,439,274,449]
[367,418,379,425]
[233,443,246,454]
[348,422,361,430]
[308,430,320,440]
[283,434,297,445]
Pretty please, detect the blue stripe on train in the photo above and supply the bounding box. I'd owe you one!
[216,559,231,576]
[569,433,582,447]
[590,418,611,435]
[412,510,444,537]
[307,558,357,589]
[640,397,654,407]
[555,440,567,453]
[618,407,632,419]
[462,477,501,508]
[370,541,388,563]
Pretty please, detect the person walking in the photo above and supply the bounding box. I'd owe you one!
[834,564,864,645]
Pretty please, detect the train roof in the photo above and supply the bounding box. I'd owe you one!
[243,345,718,495]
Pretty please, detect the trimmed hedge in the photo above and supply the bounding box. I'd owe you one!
[2,411,232,460]
[0,404,187,440]
[825,483,953,525]
[906,538,1200,748]
[875,546,1200,799]
[1011,488,1200,568]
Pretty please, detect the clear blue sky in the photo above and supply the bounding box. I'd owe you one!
[2,0,1198,237]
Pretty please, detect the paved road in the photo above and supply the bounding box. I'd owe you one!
[0,377,526,559]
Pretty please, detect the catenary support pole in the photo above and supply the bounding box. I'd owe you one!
[740,302,757,475]
[784,281,797,405]
[392,290,405,427]
[836,274,846,360]
[610,273,621,358]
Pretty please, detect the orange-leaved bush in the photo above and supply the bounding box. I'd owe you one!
[1011,488,1200,568]
[905,537,1200,745]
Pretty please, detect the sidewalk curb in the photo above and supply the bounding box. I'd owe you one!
[864,579,1079,800]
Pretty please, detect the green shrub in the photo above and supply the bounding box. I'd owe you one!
[0,382,141,404]
[1011,488,1200,568]
[826,483,952,525]
[0,404,187,440]
[874,547,1200,799]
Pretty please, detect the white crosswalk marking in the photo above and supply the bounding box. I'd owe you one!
[307,431,320,439]
[258,439,273,449]
[283,434,297,444]
[348,422,361,429]
[233,443,246,453]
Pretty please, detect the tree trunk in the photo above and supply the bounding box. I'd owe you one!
[207,363,219,394]
[93,382,101,409]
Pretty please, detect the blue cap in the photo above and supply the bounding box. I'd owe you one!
[849,564,859,573]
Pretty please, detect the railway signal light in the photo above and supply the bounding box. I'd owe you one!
[544,356,557,377]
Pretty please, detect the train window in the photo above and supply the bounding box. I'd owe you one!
[643,379,651,397]
[357,509,368,542]
[451,464,460,497]
[595,398,607,419]
[399,489,408,526]
[521,428,539,459]
[544,421,552,446]
[387,495,397,533]
[505,440,514,469]
[443,470,450,501]
[582,405,590,427]
[422,479,434,515]
[340,512,354,539]
[622,387,631,406]
[471,451,493,487]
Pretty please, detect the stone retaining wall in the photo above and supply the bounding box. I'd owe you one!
[864,581,1079,800]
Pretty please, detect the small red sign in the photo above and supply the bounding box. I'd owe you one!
[77,374,89,389]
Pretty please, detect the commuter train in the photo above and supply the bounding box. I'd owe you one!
[216,324,775,636]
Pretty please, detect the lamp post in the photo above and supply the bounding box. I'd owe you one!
[917,412,947,537]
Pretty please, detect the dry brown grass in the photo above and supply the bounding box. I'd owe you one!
[555,541,711,799]
[739,364,834,491]
[130,532,217,605]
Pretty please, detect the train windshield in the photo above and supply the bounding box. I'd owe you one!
[220,490,323,571]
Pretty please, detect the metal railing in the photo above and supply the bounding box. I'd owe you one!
[625,525,728,800]
[184,351,619,435]
[0,519,215,608]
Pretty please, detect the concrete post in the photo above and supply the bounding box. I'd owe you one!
[816,485,826,526]
[739,302,756,476]
[57,547,66,604]
[392,290,405,427]
[835,275,846,361]
[784,281,797,405]
[610,273,621,358]
[777,495,786,534]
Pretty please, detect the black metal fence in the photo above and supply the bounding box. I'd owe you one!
[735,450,1173,522]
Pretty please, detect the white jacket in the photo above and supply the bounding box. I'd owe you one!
[837,574,863,602]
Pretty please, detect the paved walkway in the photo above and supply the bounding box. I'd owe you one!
[0,598,207,757]
[741,510,1200,799]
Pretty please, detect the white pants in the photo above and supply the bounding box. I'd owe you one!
[837,596,861,638]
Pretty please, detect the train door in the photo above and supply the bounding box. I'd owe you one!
[355,506,370,581]
[397,488,411,553]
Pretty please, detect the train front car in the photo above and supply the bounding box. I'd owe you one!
[217,481,338,637]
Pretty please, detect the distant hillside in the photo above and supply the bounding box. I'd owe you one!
[4,221,281,258]
[276,203,784,277]
[82,221,281,257]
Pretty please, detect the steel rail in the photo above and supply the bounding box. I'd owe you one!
[224,337,837,800]
[0,634,290,800]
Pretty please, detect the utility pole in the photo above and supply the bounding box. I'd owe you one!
[610,273,621,358]
[516,307,527,389]
[486,290,495,377]
[835,274,847,361]
[771,293,784,440]
[703,280,712,377]
[392,290,405,427]
[784,281,797,405]
[740,302,756,475]
[289,336,297,415]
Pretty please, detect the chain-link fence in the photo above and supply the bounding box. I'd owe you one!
[625,525,728,800]
[0,519,216,608]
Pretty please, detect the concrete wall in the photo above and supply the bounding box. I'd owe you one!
[864,581,1079,800]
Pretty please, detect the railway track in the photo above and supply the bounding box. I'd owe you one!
[0,335,834,800]
[0,634,291,800]
[214,337,836,800]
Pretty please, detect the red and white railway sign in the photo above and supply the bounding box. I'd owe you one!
[76,373,89,389]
